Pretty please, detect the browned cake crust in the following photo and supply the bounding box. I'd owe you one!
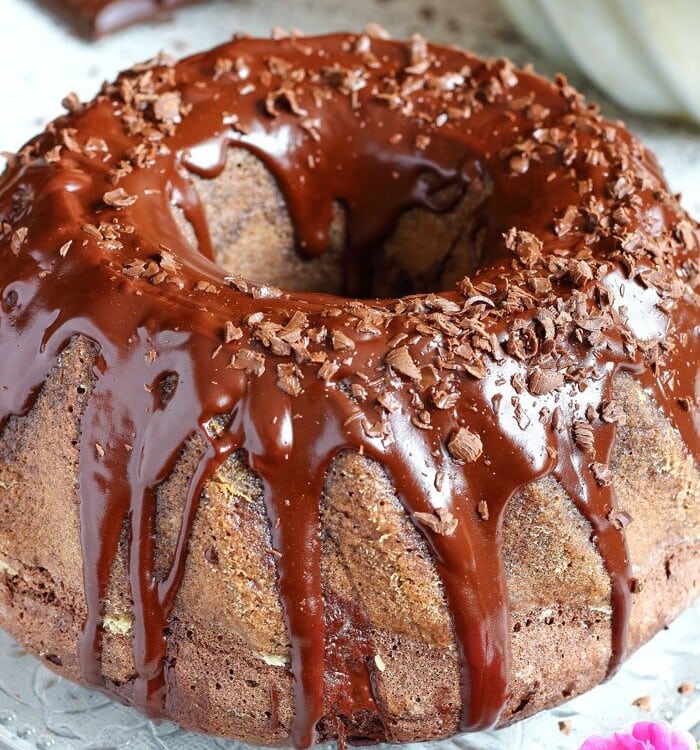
[0,31,697,746]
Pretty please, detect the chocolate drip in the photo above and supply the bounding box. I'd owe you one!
[244,384,329,747]
[552,366,632,677]
[0,32,698,747]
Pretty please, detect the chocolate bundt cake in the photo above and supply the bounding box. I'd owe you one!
[0,30,698,746]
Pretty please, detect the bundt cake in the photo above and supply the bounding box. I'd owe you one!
[0,30,697,747]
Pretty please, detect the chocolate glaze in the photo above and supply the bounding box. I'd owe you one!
[33,0,203,38]
[0,32,698,746]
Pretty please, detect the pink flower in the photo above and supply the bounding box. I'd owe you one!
[580,721,697,750]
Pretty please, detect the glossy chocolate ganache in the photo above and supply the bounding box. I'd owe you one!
[0,30,698,747]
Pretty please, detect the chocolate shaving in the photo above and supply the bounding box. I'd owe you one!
[553,205,579,237]
[317,360,340,382]
[10,227,28,255]
[504,227,543,268]
[224,321,243,343]
[276,363,303,396]
[61,92,83,113]
[385,345,421,380]
[331,329,355,351]
[573,420,595,453]
[104,189,138,208]
[447,427,483,462]
[528,369,564,395]
[414,508,458,536]
[230,348,265,376]
[632,695,652,711]
[153,91,183,125]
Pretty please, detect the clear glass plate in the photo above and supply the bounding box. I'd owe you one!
[0,598,697,750]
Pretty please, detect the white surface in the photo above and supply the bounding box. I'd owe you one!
[501,0,700,122]
[0,1,698,748]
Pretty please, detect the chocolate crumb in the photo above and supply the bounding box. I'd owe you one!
[590,461,613,486]
[415,134,431,151]
[678,681,694,695]
[632,694,652,711]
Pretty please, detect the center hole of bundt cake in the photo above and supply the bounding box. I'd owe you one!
[174,149,484,298]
